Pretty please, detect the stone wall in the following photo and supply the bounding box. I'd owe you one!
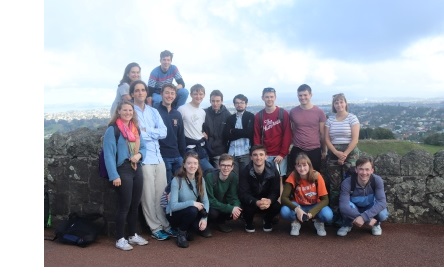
[44,127,444,235]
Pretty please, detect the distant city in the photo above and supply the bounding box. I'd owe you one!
[44,100,444,142]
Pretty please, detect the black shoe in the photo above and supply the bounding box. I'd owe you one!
[176,230,189,248]
[245,222,255,233]
[263,221,273,232]
[217,223,232,233]
[186,231,194,241]
[272,215,280,225]
[199,228,213,238]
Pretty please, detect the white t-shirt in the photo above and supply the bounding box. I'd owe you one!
[178,103,206,147]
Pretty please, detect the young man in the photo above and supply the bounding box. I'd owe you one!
[254,87,292,193]
[288,84,327,173]
[177,84,214,173]
[238,145,281,233]
[147,50,189,109]
[203,90,231,168]
[130,80,176,241]
[155,84,186,189]
[223,94,255,175]
[337,156,389,236]
[205,154,242,233]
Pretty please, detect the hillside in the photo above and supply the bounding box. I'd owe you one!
[358,139,443,157]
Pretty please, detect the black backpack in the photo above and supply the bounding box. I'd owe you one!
[46,212,107,247]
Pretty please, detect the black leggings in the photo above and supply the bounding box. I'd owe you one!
[287,147,322,173]
[115,161,143,240]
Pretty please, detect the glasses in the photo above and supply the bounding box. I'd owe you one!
[332,93,344,98]
[234,101,246,105]
[262,87,275,93]
[219,164,233,169]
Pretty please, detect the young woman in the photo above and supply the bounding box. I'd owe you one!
[280,153,333,236]
[166,151,211,248]
[103,100,148,251]
[110,62,141,117]
[325,93,360,225]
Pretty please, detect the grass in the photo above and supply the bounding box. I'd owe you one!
[358,139,444,157]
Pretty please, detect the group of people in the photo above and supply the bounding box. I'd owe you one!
[103,50,389,251]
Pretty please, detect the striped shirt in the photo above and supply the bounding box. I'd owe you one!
[325,113,359,144]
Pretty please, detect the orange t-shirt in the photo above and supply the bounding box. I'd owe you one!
[285,172,328,206]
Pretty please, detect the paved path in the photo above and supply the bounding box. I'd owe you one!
[44,221,444,267]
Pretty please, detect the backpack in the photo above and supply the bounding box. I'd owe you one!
[46,212,107,247]
[98,125,120,179]
[258,107,284,144]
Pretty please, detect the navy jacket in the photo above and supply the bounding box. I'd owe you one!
[156,103,186,158]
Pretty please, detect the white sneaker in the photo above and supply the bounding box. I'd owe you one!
[116,238,133,251]
[337,226,352,237]
[372,224,382,236]
[129,233,149,245]
[313,220,327,236]
[290,221,301,236]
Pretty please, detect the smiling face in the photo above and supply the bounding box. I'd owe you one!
[251,148,267,168]
[219,159,234,177]
[190,89,205,106]
[334,98,347,113]
[118,103,134,123]
[160,56,172,72]
[297,90,312,106]
[262,92,276,108]
[295,160,310,177]
[127,66,141,83]
[356,162,374,184]
[184,155,200,176]
[161,86,177,106]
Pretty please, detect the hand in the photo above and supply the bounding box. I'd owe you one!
[194,201,204,210]
[112,178,122,187]
[198,218,207,231]
[202,132,208,140]
[258,198,271,210]
[295,207,308,223]
[353,216,365,227]
[274,156,283,164]
[146,96,153,106]
[176,84,183,90]
[368,218,378,227]
[232,206,242,220]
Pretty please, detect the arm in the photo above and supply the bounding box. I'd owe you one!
[176,78,185,89]
[279,110,292,158]
[177,115,187,157]
[338,177,360,220]
[281,182,297,210]
[205,173,231,213]
[308,195,329,218]
[343,122,360,156]
[225,173,241,207]
[360,175,387,222]
[253,113,261,145]
[319,121,327,158]
[169,177,196,212]
[147,109,167,140]
[267,168,281,203]
[201,179,210,220]
[103,126,120,182]
[238,167,258,207]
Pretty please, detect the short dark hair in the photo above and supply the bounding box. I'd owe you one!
[262,87,276,96]
[297,84,312,94]
[160,50,173,59]
[250,144,267,156]
[219,153,234,164]
[233,94,248,104]
[356,156,374,169]
[210,90,223,101]
[129,80,148,95]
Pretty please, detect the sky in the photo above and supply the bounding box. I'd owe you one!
[44,0,444,112]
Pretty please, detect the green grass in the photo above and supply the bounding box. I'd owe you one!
[358,139,444,157]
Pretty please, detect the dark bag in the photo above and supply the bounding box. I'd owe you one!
[47,212,107,247]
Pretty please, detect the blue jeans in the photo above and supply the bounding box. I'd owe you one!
[233,154,251,175]
[341,202,389,226]
[163,156,183,191]
[280,202,333,223]
[152,88,189,110]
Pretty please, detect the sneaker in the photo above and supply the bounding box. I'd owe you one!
[128,233,148,245]
[151,229,170,241]
[115,238,133,251]
[198,228,213,238]
[245,223,255,233]
[372,224,382,236]
[290,221,301,236]
[216,223,232,233]
[337,226,352,237]
[263,220,273,232]
[313,220,327,236]
[165,227,179,238]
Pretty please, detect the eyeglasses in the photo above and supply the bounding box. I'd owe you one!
[262,87,275,93]
[332,93,344,98]
[234,101,246,105]
[219,164,233,169]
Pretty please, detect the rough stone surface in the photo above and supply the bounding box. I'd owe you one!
[44,127,444,236]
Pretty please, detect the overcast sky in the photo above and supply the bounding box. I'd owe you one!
[44,0,444,111]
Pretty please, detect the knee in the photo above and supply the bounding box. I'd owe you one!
[378,209,389,221]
